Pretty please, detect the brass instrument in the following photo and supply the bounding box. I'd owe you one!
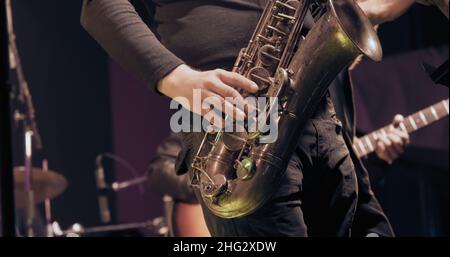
[191,0,382,218]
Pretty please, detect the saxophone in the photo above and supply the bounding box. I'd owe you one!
[191,0,382,218]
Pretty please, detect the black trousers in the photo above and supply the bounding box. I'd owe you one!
[178,95,393,237]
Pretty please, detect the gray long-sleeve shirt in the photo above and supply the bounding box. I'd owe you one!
[81,0,267,89]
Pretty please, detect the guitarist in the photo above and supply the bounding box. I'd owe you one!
[82,0,420,237]
[330,67,410,167]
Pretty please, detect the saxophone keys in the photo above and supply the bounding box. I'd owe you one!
[275,1,297,11]
[267,25,288,36]
[202,174,228,200]
[275,13,296,21]
[248,132,261,140]
[248,67,271,91]
[258,44,280,65]
[236,157,255,180]
[223,132,248,151]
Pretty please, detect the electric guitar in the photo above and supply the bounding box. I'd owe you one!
[353,99,449,158]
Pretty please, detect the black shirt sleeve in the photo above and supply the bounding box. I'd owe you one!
[80,0,185,91]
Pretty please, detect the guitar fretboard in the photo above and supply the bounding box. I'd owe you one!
[354,99,449,158]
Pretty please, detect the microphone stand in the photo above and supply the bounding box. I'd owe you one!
[110,175,147,192]
[0,0,16,237]
[94,153,147,225]
[6,0,43,237]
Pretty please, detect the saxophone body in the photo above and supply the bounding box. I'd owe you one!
[191,0,382,218]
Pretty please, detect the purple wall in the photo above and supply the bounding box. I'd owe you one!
[109,61,173,226]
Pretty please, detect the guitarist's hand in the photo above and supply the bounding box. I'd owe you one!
[375,115,410,164]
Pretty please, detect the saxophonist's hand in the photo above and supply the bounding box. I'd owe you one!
[158,64,259,122]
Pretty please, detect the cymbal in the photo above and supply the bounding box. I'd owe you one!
[14,166,68,208]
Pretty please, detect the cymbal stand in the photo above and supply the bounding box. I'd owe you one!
[0,0,15,237]
[6,0,43,237]
[42,159,54,237]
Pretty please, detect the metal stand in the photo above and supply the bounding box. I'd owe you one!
[61,218,168,237]
[0,0,16,237]
[24,129,34,237]
[42,159,54,237]
[6,0,43,237]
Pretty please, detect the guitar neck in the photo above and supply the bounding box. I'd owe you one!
[354,99,449,158]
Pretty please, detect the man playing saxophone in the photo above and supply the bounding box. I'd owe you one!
[81,0,421,236]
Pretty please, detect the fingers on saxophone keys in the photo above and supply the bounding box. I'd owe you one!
[215,69,259,94]
[206,78,254,117]
[208,78,245,105]
[202,92,245,122]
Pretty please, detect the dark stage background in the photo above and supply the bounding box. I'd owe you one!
[9,1,113,230]
[6,1,449,236]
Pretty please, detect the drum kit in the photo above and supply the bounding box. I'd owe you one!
[2,0,170,237]
[12,163,203,237]
[13,166,67,210]
[11,162,171,237]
